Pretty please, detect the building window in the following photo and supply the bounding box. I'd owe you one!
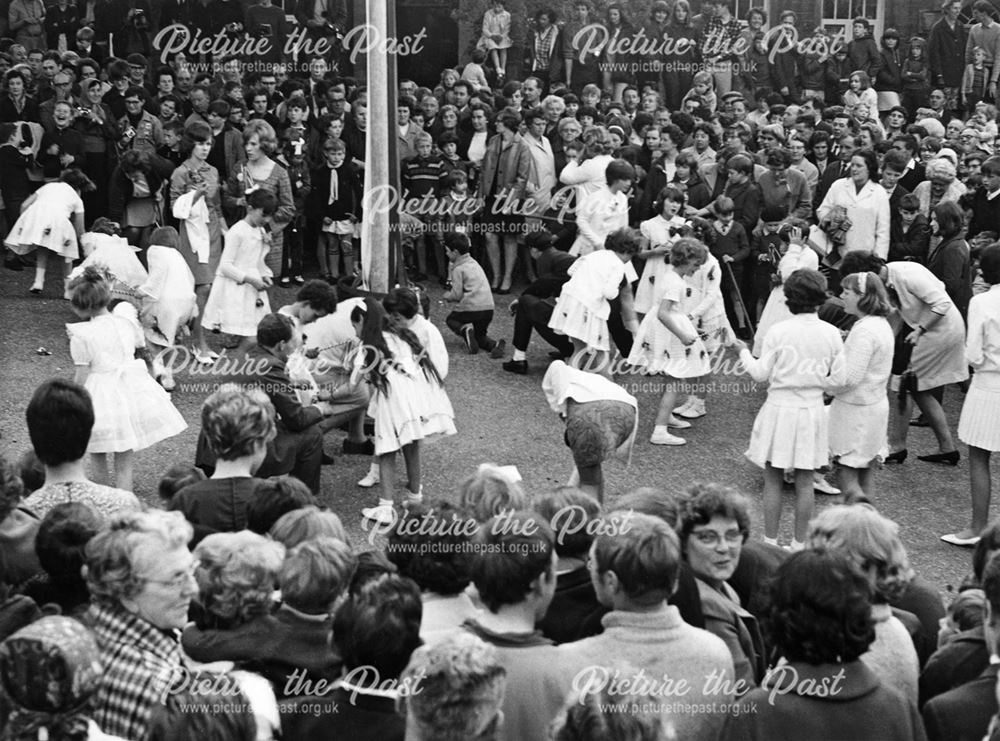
[820,0,886,43]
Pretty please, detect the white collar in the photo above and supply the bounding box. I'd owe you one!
[338,678,399,699]
[987,188,1000,201]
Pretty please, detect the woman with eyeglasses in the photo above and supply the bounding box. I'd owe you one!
[84,509,198,740]
[677,482,765,693]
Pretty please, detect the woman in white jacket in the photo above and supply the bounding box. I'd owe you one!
[816,148,890,261]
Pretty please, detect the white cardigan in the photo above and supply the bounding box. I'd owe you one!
[816,178,891,259]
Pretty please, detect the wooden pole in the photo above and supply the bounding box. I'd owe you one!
[361,0,398,294]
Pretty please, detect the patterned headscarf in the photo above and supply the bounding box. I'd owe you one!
[0,617,103,741]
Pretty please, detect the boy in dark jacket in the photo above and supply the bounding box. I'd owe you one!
[847,17,882,81]
[402,131,448,281]
[309,138,361,281]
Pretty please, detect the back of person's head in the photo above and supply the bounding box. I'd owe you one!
[605,158,636,185]
[551,682,671,741]
[533,487,601,559]
[604,226,644,256]
[36,502,102,587]
[383,286,421,319]
[193,531,284,627]
[457,463,528,523]
[765,549,876,664]
[26,379,94,467]
[333,573,423,678]
[157,462,206,502]
[714,195,735,214]
[783,268,828,314]
[146,671,256,741]
[279,536,356,614]
[349,549,399,596]
[149,225,181,249]
[982,551,1000,629]
[613,487,680,527]
[295,279,337,314]
[256,312,295,348]
[67,265,111,315]
[807,504,914,603]
[200,386,276,462]
[948,588,987,633]
[268,504,346,549]
[471,511,554,613]
[399,632,506,741]
[246,476,317,534]
[387,500,474,595]
[592,512,681,607]
[0,617,106,738]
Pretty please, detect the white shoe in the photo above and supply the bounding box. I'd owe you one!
[357,463,380,488]
[813,476,841,495]
[404,488,423,506]
[159,371,175,392]
[677,399,706,419]
[650,428,686,445]
[362,503,396,526]
[673,398,693,415]
[667,415,691,429]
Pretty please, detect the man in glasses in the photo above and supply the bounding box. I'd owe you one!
[116,86,162,155]
[38,70,77,131]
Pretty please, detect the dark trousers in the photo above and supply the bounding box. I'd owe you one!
[446,309,497,350]
[195,424,323,495]
[282,221,304,277]
[513,295,573,355]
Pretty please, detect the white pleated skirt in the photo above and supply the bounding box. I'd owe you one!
[829,396,889,468]
[745,398,829,470]
[959,374,1000,452]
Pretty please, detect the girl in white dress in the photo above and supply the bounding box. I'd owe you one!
[628,239,712,446]
[737,269,846,550]
[66,267,187,491]
[349,298,456,527]
[138,227,198,392]
[5,168,95,295]
[752,222,820,357]
[943,245,1000,545]
[549,226,641,377]
[635,185,688,316]
[830,271,895,504]
[201,189,277,353]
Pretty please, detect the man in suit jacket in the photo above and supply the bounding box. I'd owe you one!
[814,133,857,211]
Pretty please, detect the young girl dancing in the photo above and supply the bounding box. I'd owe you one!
[201,189,277,354]
[673,233,730,420]
[66,267,187,491]
[350,297,456,526]
[737,269,846,550]
[628,238,712,446]
[138,226,199,392]
[6,168,95,295]
[943,245,1000,546]
[549,226,641,377]
[829,270,894,505]
[635,185,689,317]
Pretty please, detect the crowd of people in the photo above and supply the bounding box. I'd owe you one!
[3,0,1000,738]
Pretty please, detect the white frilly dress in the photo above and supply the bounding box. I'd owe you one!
[356,332,457,456]
[549,250,638,352]
[752,243,820,357]
[634,214,687,315]
[68,306,187,453]
[201,220,272,336]
[628,267,711,378]
[5,182,84,259]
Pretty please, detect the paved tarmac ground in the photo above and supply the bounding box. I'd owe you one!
[0,266,980,599]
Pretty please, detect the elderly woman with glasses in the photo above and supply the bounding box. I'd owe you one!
[84,509,197,740]
[677,482,765,693]
[913,156,968,217]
